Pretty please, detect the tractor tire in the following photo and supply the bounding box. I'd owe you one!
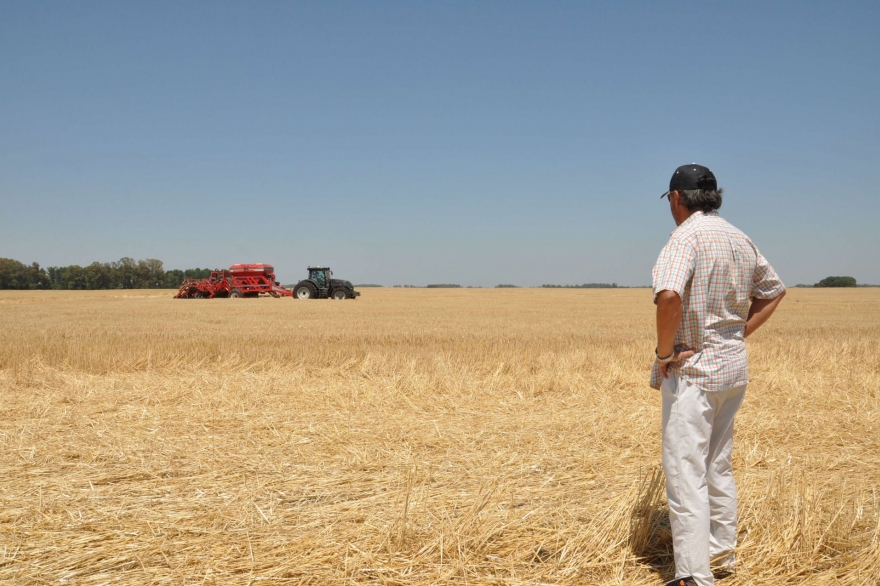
[229,289,244,299]
[331,289,348,300]
[294,283,317,300]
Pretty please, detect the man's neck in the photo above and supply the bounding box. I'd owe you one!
[674,208,697,226]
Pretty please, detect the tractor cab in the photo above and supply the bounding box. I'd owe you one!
[308,266,332,290]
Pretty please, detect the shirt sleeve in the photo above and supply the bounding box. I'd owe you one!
[652,238,696,303]
[750,248,786,299]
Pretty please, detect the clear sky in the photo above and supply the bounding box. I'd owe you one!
[2,1,878,287]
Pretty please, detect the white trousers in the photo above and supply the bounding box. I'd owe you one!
[662,374,745,586]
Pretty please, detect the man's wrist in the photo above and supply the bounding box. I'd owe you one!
[655,347,674,363]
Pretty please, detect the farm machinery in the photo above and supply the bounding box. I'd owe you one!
[174,263,292,299]
[292,266,360,300]
[174,264,360,300]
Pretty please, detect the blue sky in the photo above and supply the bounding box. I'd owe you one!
[2,1,878,286]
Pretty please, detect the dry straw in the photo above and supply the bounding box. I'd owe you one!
[0,288,878,584]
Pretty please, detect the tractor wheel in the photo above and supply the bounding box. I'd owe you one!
[294,283,317,299]
[229,289,244,299]
[331,289,348,300]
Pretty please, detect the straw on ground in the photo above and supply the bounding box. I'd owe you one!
[1,288,877,585]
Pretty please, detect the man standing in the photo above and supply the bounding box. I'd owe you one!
[651,164,786,586]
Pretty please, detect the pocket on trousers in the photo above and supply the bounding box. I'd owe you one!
[661,374,681,397]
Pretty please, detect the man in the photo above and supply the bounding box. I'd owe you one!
[651,164,786,586]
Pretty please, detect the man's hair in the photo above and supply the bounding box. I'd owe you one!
[678,188,723,212]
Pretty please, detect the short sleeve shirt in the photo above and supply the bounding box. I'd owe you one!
[650,211,785,391]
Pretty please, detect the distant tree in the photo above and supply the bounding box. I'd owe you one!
[137,258,165,288]
[113,257,138,289]
[46,266,64,289]
[496,284,519,288]
[426,284,461,288]
[815,276,857,287]
[29,262,50,289]
[0,258,36,289]
[65,265,87,290]
[164,269,185,288]
[184,268,212,280]
[85,262,112,289]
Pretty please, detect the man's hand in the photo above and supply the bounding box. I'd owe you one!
[657,347,696,379]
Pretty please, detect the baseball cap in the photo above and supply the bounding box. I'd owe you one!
[661,164,717,198]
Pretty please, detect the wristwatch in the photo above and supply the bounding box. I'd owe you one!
[655,347,675,363]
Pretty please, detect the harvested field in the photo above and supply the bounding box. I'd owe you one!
[1,288,878,585]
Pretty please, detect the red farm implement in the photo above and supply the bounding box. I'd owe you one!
[174,263,293,299]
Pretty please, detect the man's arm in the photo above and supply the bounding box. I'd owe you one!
[744,290,785,338]
[655,290,695,378]
[656,290,682,357]
[747,246,785,338]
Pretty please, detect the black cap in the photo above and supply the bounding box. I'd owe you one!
[661,164,717,198]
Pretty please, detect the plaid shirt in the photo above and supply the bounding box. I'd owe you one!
[651,211,785,391]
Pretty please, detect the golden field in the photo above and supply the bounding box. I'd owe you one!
[1,288,878,585]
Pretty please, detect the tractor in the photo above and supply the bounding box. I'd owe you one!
[292,267,360,300]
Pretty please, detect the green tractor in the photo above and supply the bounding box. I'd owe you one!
[293,266,360,300]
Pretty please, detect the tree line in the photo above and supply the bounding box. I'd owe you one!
[815,276,857,287]
[0,257,217,290]
[794,276,860,288]
[542,283,619,288]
